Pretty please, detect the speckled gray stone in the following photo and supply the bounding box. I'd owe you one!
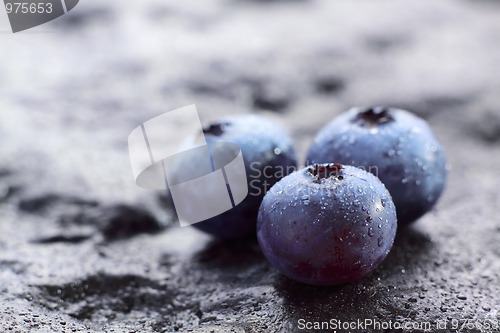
[0,0,499,332]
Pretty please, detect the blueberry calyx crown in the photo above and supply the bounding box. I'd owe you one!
[202,122,230,136]
[355,106,394,127]
[308,163,344,182]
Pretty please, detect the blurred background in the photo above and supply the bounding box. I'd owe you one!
[0,0,499,332]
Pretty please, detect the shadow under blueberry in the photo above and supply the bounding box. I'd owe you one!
[380,225,435,272]
[273,225,435,325]
[274,274,401,325]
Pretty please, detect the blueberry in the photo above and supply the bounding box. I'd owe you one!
[306,107,447,225]
[173,114,297,239]
[257,163,397,286]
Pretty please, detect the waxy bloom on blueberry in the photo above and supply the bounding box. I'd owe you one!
[173,114,297,239]
[307,107,447,224]
[257,164,397,286]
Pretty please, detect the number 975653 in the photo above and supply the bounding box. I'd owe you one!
[5,2,53,14]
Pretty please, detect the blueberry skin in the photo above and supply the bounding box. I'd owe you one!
[181,114,297,239]
[257,164,397,286]
[306,107,447,225]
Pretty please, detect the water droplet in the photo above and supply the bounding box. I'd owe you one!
[273,148,281,155]
[377,237,383,247]
[415,180,421,186]
[402,178,408,184]
[301,195,310,206]
[381,198,386,207]
[366,216,372,222]
[368,228,375,237]
[411,126,422,134]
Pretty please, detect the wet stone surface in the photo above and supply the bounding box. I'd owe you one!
[0,0,499,332]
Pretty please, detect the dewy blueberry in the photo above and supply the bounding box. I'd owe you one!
[257,164,397,286]
[306,107,447,224]
[176,114,297,239]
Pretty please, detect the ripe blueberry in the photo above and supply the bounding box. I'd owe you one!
[257,164,397,286]
[175,114,297,239]
[306,107,447,224]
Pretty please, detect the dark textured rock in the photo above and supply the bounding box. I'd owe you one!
[314,76,345,94]
[31,234,92,244]
[97,204,165,240]
[0,184,21,203]
[0,0,499,332]
[18,194,98,213]
[474,110,500,143]
[55,7,113,28]
[251,80,294,112]
[364,34,409,52]
[37,274,172,320]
